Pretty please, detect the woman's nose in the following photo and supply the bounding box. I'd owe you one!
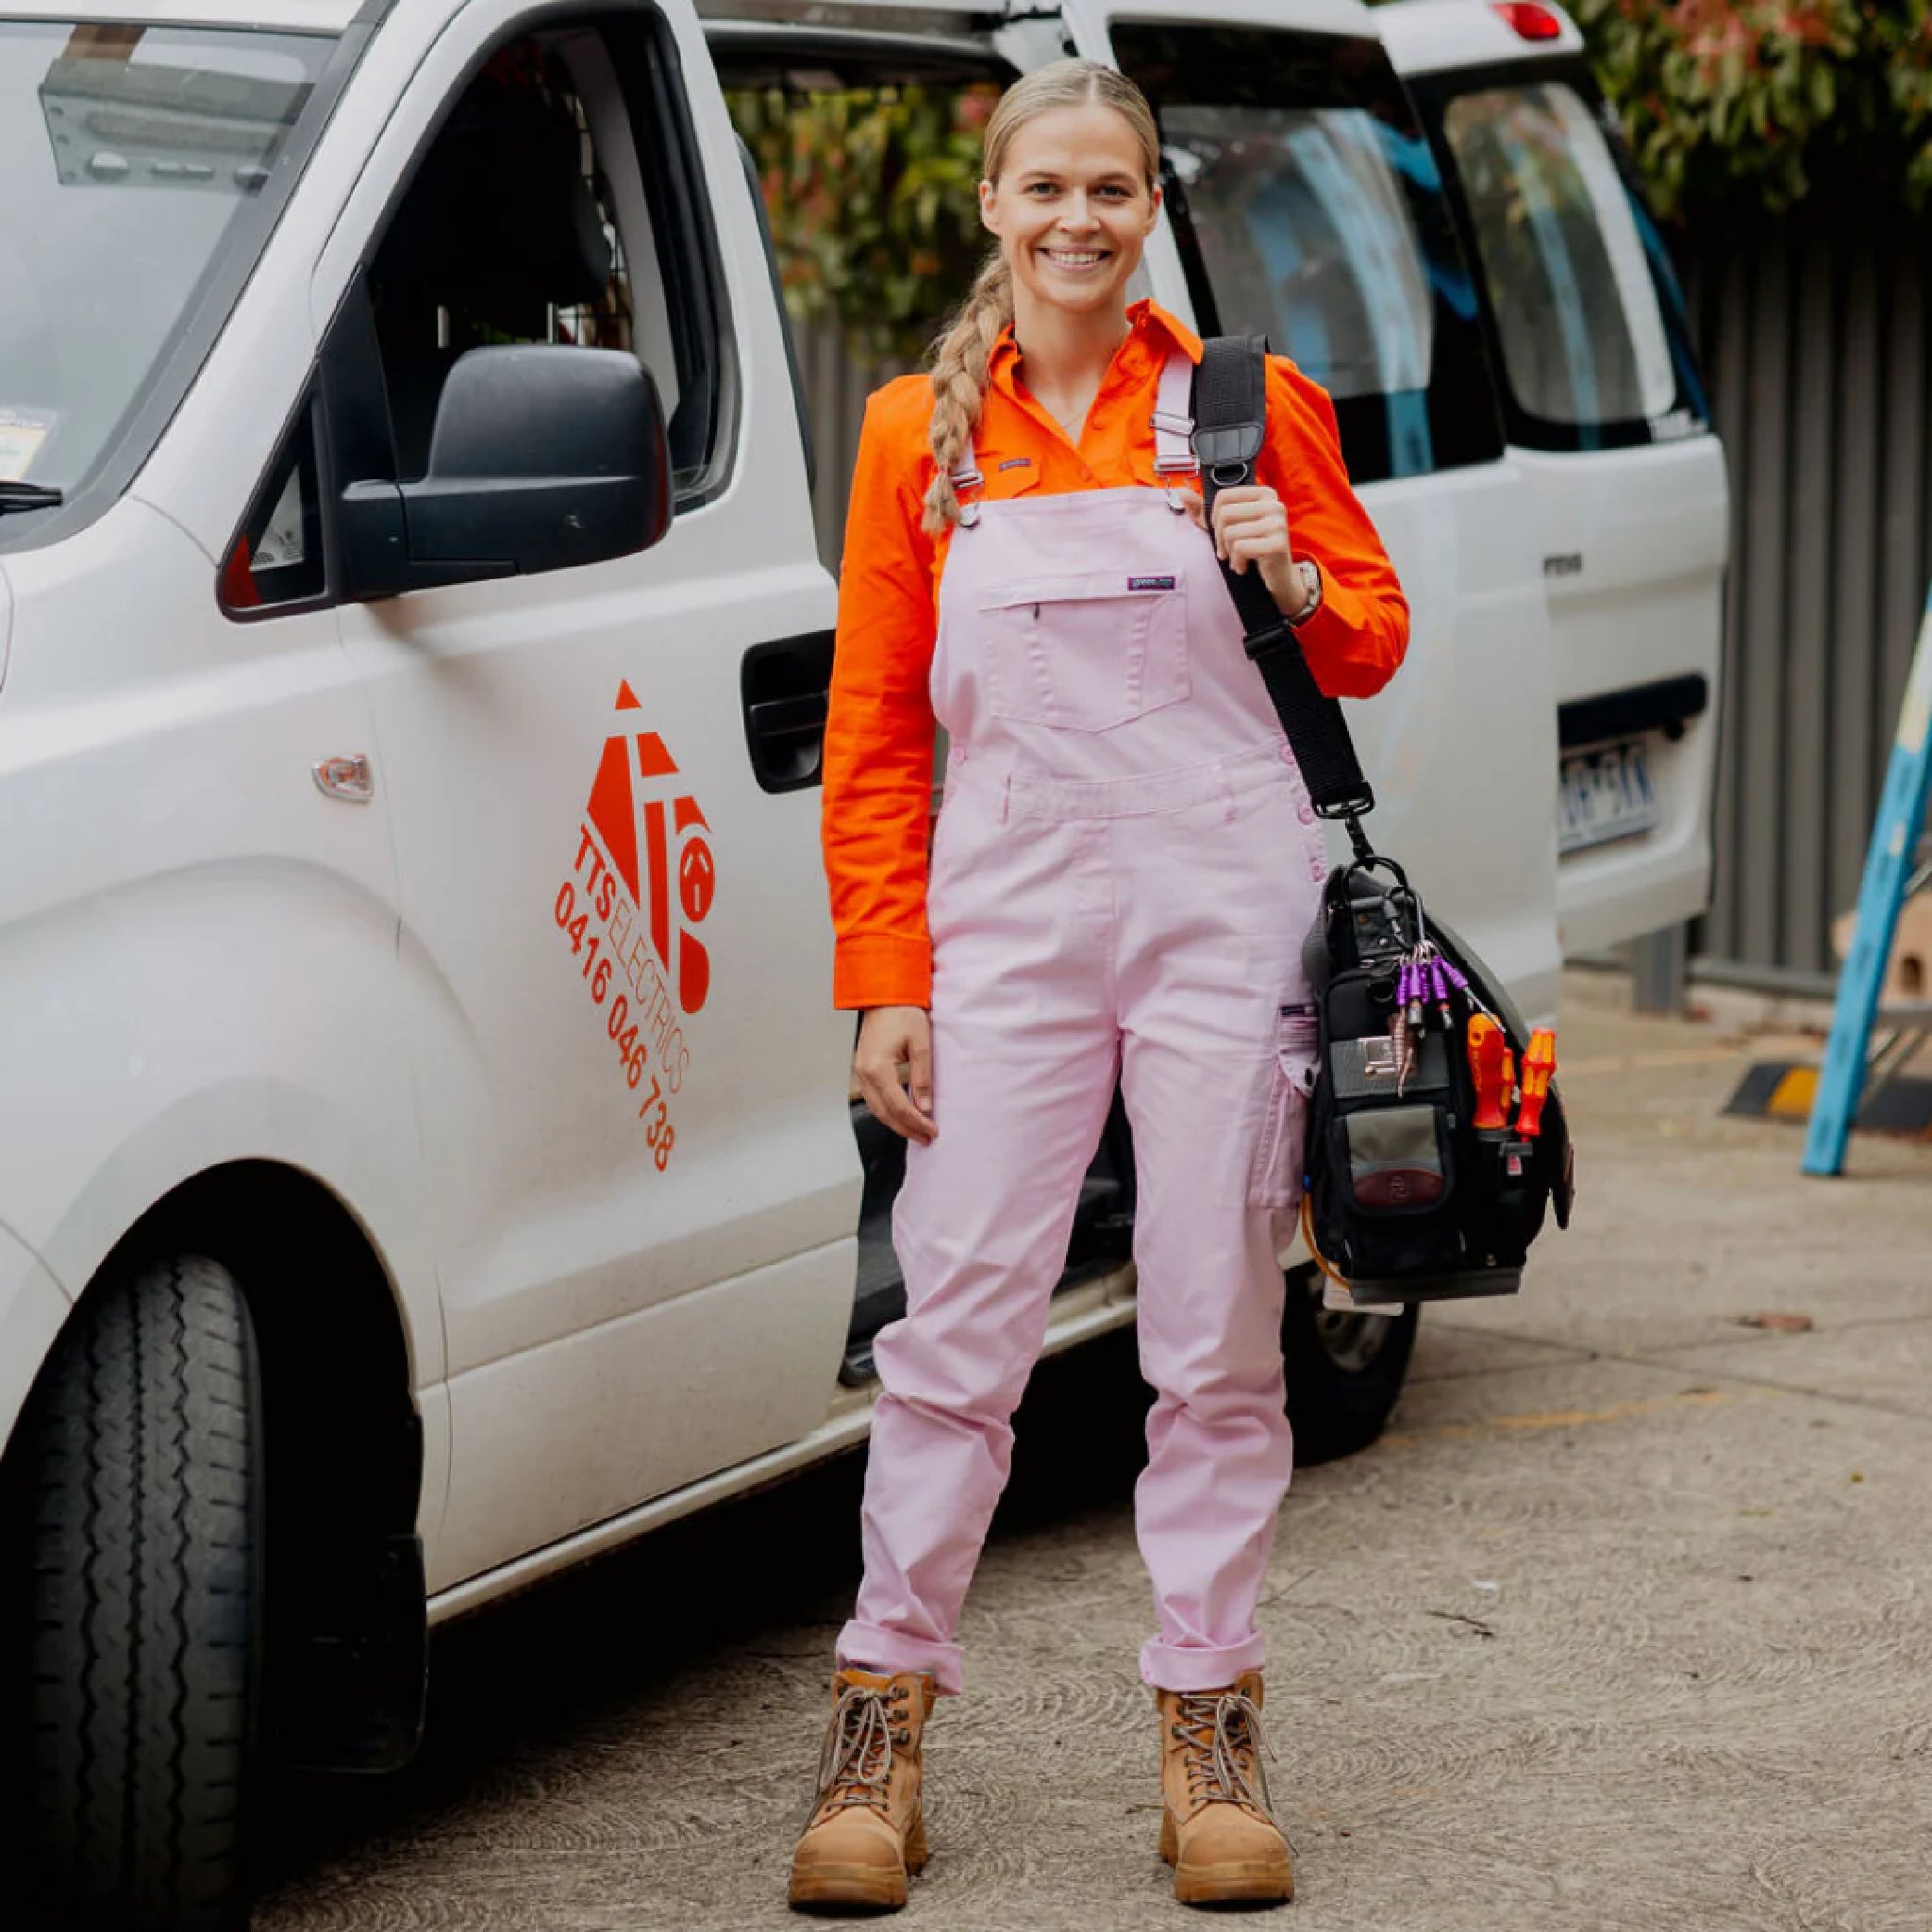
[1058,192,1100,231]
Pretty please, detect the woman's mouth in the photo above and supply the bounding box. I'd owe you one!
[1041,248,1108,274]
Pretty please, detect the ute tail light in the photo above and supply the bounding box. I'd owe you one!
[1492,2,1565,40]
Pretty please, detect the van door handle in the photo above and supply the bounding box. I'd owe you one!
[741,630,835,792]
[747,691,828,741]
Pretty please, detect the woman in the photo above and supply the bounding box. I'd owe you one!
[791,59,1407,1912]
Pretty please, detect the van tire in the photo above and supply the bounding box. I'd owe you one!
[21,1256,261,1932]
[1282,1263,1418,1466]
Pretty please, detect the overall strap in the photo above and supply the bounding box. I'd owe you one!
[1151,350,1199,476]
[1193,334,1375,853]
[948,451,984,527]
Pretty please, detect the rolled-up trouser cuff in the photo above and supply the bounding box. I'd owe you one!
[837,1620,965,1697]
[1140,1631,1268,1693]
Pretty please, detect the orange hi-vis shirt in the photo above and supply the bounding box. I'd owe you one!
[823,298,1410,1012]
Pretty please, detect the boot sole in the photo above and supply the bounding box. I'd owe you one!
[788,1863,908,1911]
[1173,1862,1294,1906]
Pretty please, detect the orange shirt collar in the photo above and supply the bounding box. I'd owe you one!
[986,297,1204,403]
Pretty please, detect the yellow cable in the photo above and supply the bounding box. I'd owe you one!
[1299,1192,1355,1295]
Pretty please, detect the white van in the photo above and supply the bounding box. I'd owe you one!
[0,2,1717,1925]
[1376,0,1727,956]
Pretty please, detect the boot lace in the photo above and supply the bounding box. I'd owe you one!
[808,1682,913,1824]
[1172,1688,1277,1823]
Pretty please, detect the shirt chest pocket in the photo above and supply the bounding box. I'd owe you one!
[972,571,1191,734]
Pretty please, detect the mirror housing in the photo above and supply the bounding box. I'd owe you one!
[341,345,672,600]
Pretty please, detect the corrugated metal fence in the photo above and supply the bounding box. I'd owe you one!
[799,223,1932,991]
[1682,214,1932,990]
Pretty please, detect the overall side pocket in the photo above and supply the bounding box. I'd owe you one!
[1247,1004,1321,1209]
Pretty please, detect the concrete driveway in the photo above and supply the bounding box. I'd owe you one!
[257,972,1932,1932]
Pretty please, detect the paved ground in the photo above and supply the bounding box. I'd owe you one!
[257,972,1932,1932]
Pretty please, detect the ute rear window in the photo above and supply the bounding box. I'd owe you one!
[1110,22,1503,488]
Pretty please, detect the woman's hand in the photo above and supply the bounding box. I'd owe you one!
[855,1005,936,1143]
[1190,485,1312,619]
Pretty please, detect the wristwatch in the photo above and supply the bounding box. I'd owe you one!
[1287,558,1323,628]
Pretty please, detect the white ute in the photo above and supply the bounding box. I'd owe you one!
[0,0,1721,1925]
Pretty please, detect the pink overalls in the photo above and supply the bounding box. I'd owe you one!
[839,351,1328,1696]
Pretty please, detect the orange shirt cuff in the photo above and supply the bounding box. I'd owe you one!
[1298,575,1404,701]
[833,934,933,1012]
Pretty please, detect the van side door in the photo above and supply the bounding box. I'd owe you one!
[1380,0,1727,958]
[311,0,859,1592]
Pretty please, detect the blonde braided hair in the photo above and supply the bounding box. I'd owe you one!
[922,59,1161,535]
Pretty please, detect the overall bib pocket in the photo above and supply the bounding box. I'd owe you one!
[1247,1004,1320,1209]
[974,571,1191,733]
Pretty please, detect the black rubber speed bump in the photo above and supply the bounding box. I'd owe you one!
[1726,1060,1932,1137]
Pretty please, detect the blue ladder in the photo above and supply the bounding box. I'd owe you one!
[1803,586,1932,1175]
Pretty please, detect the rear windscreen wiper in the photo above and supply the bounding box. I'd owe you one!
[0,482,62,514]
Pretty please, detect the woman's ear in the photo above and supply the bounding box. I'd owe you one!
[978,177,1000,236]
[1144,180,1163,235]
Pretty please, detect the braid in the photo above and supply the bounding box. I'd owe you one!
[923,254,1014,535]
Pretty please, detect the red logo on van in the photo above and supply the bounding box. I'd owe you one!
[555,682,714,1169]
[584,680,714,1015]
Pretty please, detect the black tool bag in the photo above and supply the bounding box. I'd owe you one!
[1193,335,1574,1306]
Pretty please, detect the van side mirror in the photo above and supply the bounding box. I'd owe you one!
[339,345,672,600]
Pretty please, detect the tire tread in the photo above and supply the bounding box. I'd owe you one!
[23,1257,258,1932]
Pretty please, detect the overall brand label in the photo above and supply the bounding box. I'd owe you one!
[1127,575,1176,591]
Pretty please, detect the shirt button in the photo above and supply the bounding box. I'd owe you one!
[1297,803,1315,825]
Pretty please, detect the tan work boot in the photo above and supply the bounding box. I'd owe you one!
[1157,1671,1294,1906]
[789,1667,937,1911]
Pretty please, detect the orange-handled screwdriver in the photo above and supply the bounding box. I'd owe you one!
[1466,1014,1510,1130]
[1516,1028,1557,1139]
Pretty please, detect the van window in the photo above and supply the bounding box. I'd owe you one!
[221,398,325,614]
[355,17,730,502]
[1425,74,1706,450]
[1110,23,1504,487]
[715,53,1009,566]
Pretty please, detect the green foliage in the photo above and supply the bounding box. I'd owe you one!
[1515,1,1932,217]
[726,84,996,360]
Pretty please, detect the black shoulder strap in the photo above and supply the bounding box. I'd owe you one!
[1193,334,1375,857]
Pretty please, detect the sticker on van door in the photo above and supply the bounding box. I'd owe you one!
[554,682,714,1170]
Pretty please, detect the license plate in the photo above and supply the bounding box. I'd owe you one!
[1559,740,1658,855]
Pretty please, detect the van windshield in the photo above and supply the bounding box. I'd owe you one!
[1111,23,1503,488]
[0,22,336,501]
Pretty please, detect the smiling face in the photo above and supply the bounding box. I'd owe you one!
[978,101,1161,322]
